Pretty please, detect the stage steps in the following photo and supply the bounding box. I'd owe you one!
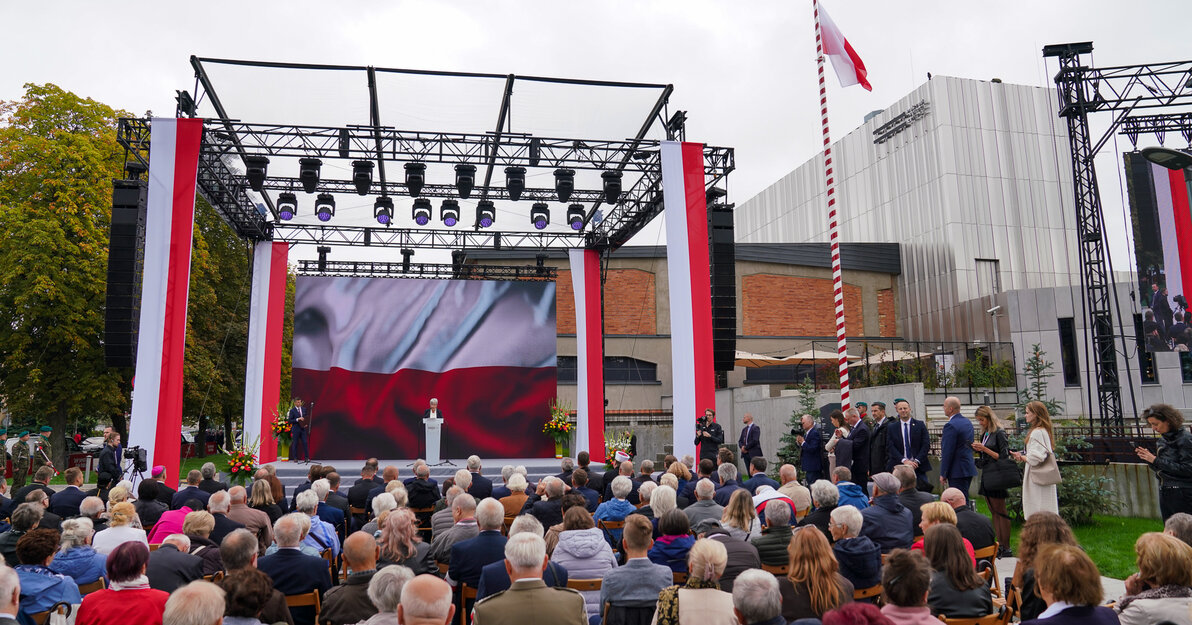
[268,458,579,493]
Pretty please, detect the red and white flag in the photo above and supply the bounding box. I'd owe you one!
[819,3,872,91]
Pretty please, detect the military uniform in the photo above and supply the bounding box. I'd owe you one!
[31,428,53,477]
[0,430,8,479]
[472,579,587,625]
[11,433,30,490]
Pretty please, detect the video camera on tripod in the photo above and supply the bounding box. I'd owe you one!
[123,445,148,473]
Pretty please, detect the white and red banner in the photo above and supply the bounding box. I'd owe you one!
[244,241,289,463]
[818,2,872,91]
[662,141,715,460]
[129,117,203,488]
[569,248,605,463]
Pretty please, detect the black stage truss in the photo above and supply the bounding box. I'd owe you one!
[297,259,557,281]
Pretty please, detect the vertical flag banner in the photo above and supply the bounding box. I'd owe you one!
[244,241,290,463]
[128,117,203,488]
[570,248,606,462]
[662,141,715,460]
[818,2,873,91]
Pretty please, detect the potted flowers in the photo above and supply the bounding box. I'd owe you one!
[270,403,293,460]
[543,399,573,458]
[224,438,259,485]
[604,430,635,469]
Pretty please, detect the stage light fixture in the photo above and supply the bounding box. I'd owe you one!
[401,248,414,272]
[476,199,495,228]
[601,170,623,204]
[455,164,477,199]
[374,196,394,225]
[243,156,269,192]
[314,193,335,222]
[554,168,575,202]
[567,204,585,230]
[298,158,322,193]
[440,199,460,227]
[505,166,526,201]
[277,192,298,221]
[404,162,426,197]
[530,202,550,230]
[352,160,374,195]
[412,198,432,226]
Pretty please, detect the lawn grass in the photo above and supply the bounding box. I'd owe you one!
[45,453,232,485]
[974,499,1160,580]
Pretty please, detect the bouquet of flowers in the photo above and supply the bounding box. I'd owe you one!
[604,430,635,468]
[270,404,292,443]
[224,438,259,485]
[543,399,573,443]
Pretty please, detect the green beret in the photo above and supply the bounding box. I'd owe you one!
[18,430,29,437]
[894,398,909,405]
[39,425,52,432]
[872,401,886,408]
[0,429,7,436]
[855,402,868,408]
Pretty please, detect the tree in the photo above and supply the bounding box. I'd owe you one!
[0,84,131,467]
[774,377,817,477]
[1016,343,1063,418]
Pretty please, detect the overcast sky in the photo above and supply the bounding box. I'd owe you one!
[2,0,1187,265]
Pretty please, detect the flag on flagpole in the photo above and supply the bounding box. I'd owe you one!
[818,3,872,91]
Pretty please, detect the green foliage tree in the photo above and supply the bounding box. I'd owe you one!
[773,377,817,478]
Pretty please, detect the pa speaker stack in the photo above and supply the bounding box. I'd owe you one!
[709,201,736,372]
[104,179,148,368]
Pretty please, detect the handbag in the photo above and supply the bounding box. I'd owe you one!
[981,457,1023,491]
[1029,449,1062,486]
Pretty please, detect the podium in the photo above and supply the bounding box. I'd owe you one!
[422,417,443,463]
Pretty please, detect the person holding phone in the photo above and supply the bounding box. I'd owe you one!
[1010,401,1059,519]
[1135,404,1192,521]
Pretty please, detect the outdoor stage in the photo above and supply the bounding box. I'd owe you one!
[271,457,568,491]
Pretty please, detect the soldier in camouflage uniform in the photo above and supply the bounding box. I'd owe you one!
[11,430,30,490]
[31,425,54,477]
[0,429,8,479]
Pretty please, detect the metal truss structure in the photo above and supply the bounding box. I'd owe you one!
[297,259,557,281]
[1044,42,1192,433]
[115,56,735,253]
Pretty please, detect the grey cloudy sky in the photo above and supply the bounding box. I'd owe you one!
[2,0,1187,263]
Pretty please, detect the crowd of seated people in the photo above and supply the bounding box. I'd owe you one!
[0,451,1189,625]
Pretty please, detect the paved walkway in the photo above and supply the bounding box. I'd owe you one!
[995,555,1126,600]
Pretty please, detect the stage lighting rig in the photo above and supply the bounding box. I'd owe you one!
[412,198,432,226]
[505,166,526,201]
[476,199,495,228]
[440,199,460,227]
[243,156,269,192]
[314,193,335,222]
[277,192,298,221]
[567,204,585,230]
[298,158,322,193]
[530,202,550,230]
[601,170,623,204]
[401,248,414,272]
[554,168,575,202]
[404,162,426,197]
[455,164,476,199]
[352,160,374,195]
[374,196,394,225]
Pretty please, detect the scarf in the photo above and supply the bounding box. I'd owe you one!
[1118,584,1192,611]
[110,575,152,591]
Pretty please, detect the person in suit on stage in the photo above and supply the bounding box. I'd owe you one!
[938,396,977,502]
[695,409,725,464]
[797,414,823,484]
[886,399,933,492]
[738,413,762,470]
[288,397,311,462]
[844,408,871,490]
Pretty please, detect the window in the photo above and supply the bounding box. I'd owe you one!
[1057,318,1081,387]
[975,259,1002,298]
[744,364,818,385]
[1181,352,1192,383]
[557,356,578,383]
[555,356,659,384]
[1135,314,1158,385]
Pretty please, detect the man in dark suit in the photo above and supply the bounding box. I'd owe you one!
[893,466,934,532]
[737,413,762,470]
[844,408,871,490]
[570,469,600,513]
[288,397,311,463]
[573,451,603,494]
[12,467,55,511]
[742,457,779,494]
[885,399,933,492]
[363,465,399,514]
[197,463,228,494]
[146,534,204,593]
[324,473,350,517]
[797,414,823,484]
[206,490,247,545]
[1152,283,1174,336]
[220,529,293,625]
[713,463,745,506]
[171,470,212,510]
[95,432,121,491]
[347,464,379,511]
[449,499,507,616]
[868,402,891,483]
[525,477,566,528]
[258,514,332,625]
[695,409,725,463]
[465,456,493,500]
[939,397,978,501]
[553,458,574,485]
[48,467,87,518]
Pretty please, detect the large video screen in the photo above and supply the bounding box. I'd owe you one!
[1127,152,1192,352]
[291,276,557,459]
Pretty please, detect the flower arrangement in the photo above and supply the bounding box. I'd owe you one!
[543,399,573,443]
[604,430,635,468]
[224,438,259,485]
[270,404,292,443]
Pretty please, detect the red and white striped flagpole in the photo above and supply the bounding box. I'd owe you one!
[813,0,851,412]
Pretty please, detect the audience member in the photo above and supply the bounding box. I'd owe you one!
[526,476,567,528]
[860,473,912,553]
[93,501,148,554]
[1012,512,1077,622]
[799,479,839,543]
[571,469,600,512]
[321,532,381,625]
[25,489,62,530]
[649,509,695,573]
[601,514,673,621]
[1166,512,1192,547]
[695,519,761,593]
[207,490,247,545]
[148,466,177,508]
[779,525,853,622]
[75,542,168,625]
[466,455,494,500]
[0,567,19,625]
[833,467,869,510]
[830,505,882,593]
[257,514,332,625]
[777,464,813,521]
[218,568,275,625]
[551,506,617,619]
[0,504,42,566]
[294,489,340,559]
[633,481,658,519]
[923,524,991,618]
[148,499,199,544]
[182,510,224,575]
[491,465,515,500]
[545,494,588,555]
[80,496,109,533]
[399,574,455,625]
[665,459,692,502]
[348,463,380,510]
[684,479,724,527]
[653,538,735,625]
[449,498,508,615]
[48,517,107,585]
[721,489,760,541]
[499,474,530,519]
[471,533,587,625]
[594,476,636,543]
[162,580,225,625]
[364,466,400,515]
[378,507,433,574]
[713,463,745,506]
[171,470,211,510]
[1115,532,1192,625]
[146,534,203,593]
[679,459,717,501]
[878,549,937,625]
[752,499,794,567]
[742,458,779,495]
[12,467,55,511]
[49,467,87,518]
[358,565,415,625]
[134,480,168,529]
[822,602,896,625]
[476,515,569,601]
[310,478,345,537]
[430,493,478,564]
[431,486,463,537]
[15,528,81,618]
[225,485,273,555]
[197,463,227,494]
[218,528,293,625]
[1022,544,1117,625]
[249,479,283,524]
[912,502,975,565]
[941,487,996,553]
[362,493,397,536]
[893,465,933,531]
[732,569,785,625]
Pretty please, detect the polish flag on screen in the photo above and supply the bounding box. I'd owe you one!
[819,3,872,91]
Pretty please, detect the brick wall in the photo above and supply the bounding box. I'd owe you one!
[556,268,657,335]
[741,274,863,336]
[877,288,897,337]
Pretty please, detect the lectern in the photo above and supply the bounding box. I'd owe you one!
[422,417,443,464]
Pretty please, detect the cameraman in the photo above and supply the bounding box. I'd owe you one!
[97,431,121,491]
[694,408,724,463]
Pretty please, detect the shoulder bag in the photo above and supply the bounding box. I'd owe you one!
[980,457,1022,491]
[1029,432,1062,487]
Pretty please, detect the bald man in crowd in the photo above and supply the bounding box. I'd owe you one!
[399,575,456,625]
[321,532,380,625]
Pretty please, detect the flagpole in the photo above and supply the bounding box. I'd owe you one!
[813,0,851,413]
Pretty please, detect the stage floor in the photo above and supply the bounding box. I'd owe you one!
[270,457,572,490]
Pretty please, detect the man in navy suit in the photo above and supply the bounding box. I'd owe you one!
[885,399,933,492]
[475,515,568,600]
[938,396,978,502]
[797,414,823,484]
[737,413,763,470]
[171,470,211,510]
[48,467,87,518]
[844,407,871,490]
[742,457,779,494]
[448,499,507,615]
[571,469,600,513]
[258,514,332,625]
[465,456,493,500]
[311,479,345,538]
[288,397,311,462]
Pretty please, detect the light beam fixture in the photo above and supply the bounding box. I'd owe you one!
[567,204,585,230]
[601,170,623,204]
[404,162,426,197]
[530,202,550,230]
[298,158,322,193]
[554,168,575,202]
[243,156,269,192]
[314,193,335,222]
[374,196,393,225]
[352,160,374,195]
[412,198,432,226]
[476,199,495,228]
[455,164,476,199]
[505,166,526,201]
[440,199,459,227]
[277,192,297,221]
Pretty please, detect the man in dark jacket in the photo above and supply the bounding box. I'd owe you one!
[321,532,380,625]
[893,465,934,532]
[171,470,211,510]
[696,519,761,593]
[859,473,913,553]
[868,402,891,483]
[96,432,121,490]
[220,529,294,625]
[797,414,824,484]
[713,463,746,507]
[942,487,996,553]
[465,456,493,500]
[844,408,871,490]
[742,458,779,495]
[448,500,507,617]
[48,468,87,518]
[148,466,177,507]
[207,491,247,545]
[886,399,933,492]
[407,464,442,509]
[197,462,228,495]
[737,412,763,470]
[574,451,603,494]
[751,500,794,566]
[146,534,204,593]
[258,514,332,625]
[828,505,882,592]
[523,477,565,528]
[695,409,725,463]
[798,479,838,544]
[939,397,978,500]
[571,470,600,513]
[347,464,379,509]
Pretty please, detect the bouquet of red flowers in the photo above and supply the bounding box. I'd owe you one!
[543,399,573,443]
[270,407,292,443]
[224,439,259,485]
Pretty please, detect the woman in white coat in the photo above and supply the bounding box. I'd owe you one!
[1011,401,1059,519]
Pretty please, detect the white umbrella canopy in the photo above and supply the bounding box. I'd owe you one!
[784,348,862,366]
[862,348,933,364]
[734,350,794,368]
